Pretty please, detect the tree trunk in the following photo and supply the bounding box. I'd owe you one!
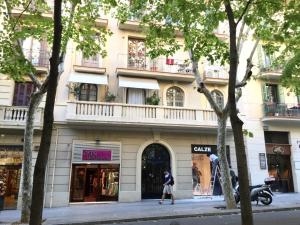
[225,2,253,224]
[231,115,253,225]
[21,92,44,223]
[217,116,236,209]
[29,0,63,224]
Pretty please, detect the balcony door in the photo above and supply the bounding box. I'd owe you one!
[127,88,145,105]
[22,38,48,67]
[128,38,146,69]
[13,82,34,106]
[79,84,97,101]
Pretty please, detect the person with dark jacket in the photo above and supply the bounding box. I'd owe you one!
[229,166,238,188]
[159,170,175,205]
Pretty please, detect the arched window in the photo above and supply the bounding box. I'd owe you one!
[166,86,184,107]
[211,90,224,109]
[79,83,97,101]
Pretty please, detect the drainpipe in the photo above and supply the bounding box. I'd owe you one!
[49,128,59,208]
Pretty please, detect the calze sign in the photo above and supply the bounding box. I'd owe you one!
[82,149,112,161]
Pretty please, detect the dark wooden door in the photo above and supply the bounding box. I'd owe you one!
[142,144,170,199]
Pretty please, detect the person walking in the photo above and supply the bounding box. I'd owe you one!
[159,170,175,205]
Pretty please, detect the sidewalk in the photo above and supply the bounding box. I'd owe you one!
[1,193,300,225]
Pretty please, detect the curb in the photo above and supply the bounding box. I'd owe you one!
[57,206,300,225]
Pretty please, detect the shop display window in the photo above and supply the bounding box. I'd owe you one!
[70,164,119,202]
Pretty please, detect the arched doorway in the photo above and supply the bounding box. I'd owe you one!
[141,143,170,199]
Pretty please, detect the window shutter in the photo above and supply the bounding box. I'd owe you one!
[261,84,269,103]
[278,85,285,104]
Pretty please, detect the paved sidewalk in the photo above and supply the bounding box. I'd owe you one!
[1,193,300,225]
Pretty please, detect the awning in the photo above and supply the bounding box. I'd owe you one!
[68,72,108,85]
[118,76,159,90]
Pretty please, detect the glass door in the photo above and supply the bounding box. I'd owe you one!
[70,165,86,202]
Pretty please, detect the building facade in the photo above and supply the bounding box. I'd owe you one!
[0,3,299,209]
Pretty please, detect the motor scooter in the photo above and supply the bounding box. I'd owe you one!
[234,183,273,205]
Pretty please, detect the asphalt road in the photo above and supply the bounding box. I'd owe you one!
[101,210,300,225]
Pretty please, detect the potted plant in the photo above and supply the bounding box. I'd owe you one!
[105,92,116,102]
[146,93,160,105]
[66,83,81,100]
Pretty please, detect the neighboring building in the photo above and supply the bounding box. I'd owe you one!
[0,4,299,210]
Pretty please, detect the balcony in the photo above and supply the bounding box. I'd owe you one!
[260,65,283,80]
[203,65,229,85]
[73,53,106,74]
[66,101,219,129]
[116,54,195,82]
[0,106,44,129]
[262,103,300,124]
[23,49,50,74]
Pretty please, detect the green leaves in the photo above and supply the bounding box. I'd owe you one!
[281,51,300,96]
[243,129,253,138]
[0,0,112,79]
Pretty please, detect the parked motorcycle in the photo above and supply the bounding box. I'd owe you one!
[234,183,273,205]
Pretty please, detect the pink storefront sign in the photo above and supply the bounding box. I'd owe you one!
[82,149,112,161]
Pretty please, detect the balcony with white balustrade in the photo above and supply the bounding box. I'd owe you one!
[0,106,44,129]
[66,101,223,130]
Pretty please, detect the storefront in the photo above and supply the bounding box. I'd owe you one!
[69,142,121,203]
[191,144,230,196]
[0,145,23,210]
[266,143,294,192]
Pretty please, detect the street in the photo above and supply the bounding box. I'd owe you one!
[101,210,300,225]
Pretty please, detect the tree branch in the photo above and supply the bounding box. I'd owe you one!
[236,0,253,25]
[237,19,246,54]
[11,0,34,32]
[235,38,260,88]
[188,49,223,117]
[235,87,242,102]
[224,1,237,28]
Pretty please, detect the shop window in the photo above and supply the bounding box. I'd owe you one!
[79,83,97,101]
[13,82,34,106]
[166,86,184,107]
[70,164,119,202]
[211,90,224,109]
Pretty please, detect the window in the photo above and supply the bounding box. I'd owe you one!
[13,82,34,106]
[126,88,145,105]
[79,84,97,101]
[211,90,224,109]
[82,54,99,68]
[166,86,184,107]
[128,38,146,69]
[22,38,49,67]
[264,84,279,103]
